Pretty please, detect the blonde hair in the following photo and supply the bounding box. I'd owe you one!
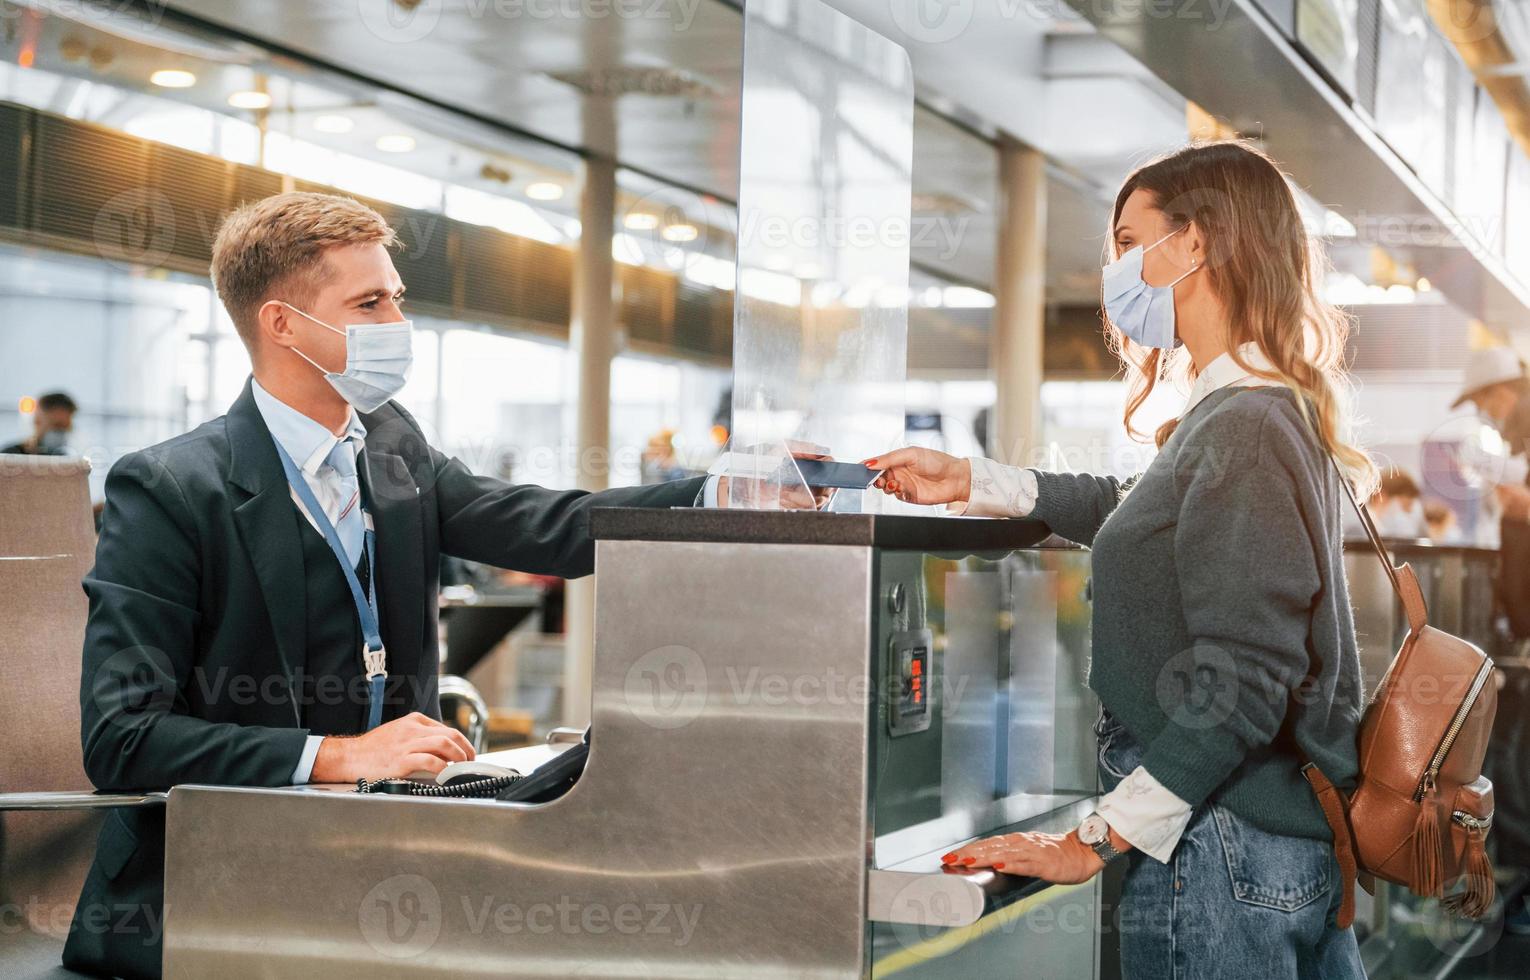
[1107,140,1376,494]
[211,192,398,348]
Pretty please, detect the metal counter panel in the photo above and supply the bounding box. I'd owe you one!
[163,539,877,978]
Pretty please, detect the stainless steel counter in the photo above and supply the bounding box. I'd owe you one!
[161,509,1102,978]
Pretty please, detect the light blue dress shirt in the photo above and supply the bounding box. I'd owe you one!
[250,379,368,785]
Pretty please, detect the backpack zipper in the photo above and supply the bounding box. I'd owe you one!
[1414,658,1493,802]
[1451,809,1493,833]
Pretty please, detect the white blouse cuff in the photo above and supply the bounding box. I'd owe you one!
[1094,765,1194,864]
[946,457,1039,518]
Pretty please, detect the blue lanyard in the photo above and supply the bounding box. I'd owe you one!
[271,438,387,731]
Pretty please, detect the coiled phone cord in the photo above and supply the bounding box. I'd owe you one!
[354,773,523,798]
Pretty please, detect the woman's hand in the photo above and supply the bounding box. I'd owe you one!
[941,831,1107,885]
[863,448,971,506]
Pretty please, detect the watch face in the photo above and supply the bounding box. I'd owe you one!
[1079,814,1108,846]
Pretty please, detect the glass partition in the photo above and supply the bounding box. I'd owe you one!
[871,547,1098,862]
[729,0,915,508]
[869,545,1100,977]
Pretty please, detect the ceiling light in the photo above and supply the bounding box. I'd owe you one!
[525,181,564,201]
[149,69,196,89]
[312,114,354,134]
[623,212,659,231]
[227,90,271,110]
[661,223,698,243]
[375,134,416,153]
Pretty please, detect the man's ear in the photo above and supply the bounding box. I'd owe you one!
[257,300,296,350]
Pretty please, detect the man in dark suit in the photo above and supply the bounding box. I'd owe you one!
[62,192,709,978]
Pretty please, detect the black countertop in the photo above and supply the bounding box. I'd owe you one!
[589,507,1062,551]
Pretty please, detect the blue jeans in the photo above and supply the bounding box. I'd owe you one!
[1095,711,1365,980]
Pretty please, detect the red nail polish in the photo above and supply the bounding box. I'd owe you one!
[962,857,976,866]
[941,852,957,864]
[992,862,1005,870]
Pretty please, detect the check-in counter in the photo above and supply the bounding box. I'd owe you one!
[159,509,1103,978]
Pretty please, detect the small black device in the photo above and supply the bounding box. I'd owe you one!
[496,730,591,804]
[887,628,934,737]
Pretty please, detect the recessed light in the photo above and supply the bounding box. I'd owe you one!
[375,134,416,153]
[149,69,196,88]
[312,114,354,134]
[227,90,271,110]
[623,212,659,231]
[525,181,564,201]
[661,223,698,243]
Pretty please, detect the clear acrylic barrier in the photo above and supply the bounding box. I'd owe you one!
[729,0,914,509]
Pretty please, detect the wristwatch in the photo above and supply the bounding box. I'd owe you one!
[1077,812,1126,865]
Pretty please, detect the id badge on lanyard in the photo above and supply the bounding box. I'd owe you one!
[271,440,388,731]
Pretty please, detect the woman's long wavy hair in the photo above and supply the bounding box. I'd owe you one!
[1108,140,1375,492]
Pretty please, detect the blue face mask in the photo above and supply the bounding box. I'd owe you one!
[38,428,68,453]
[282,302,413,413]
[1101,226,1199,349]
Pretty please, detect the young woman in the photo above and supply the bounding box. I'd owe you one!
[866,141,1373,978]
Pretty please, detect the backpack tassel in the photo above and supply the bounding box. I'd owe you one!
[1457,826,1495,919]
[1412,781,1443,899]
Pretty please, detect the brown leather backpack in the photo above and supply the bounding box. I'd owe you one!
[1304,470,1498,928]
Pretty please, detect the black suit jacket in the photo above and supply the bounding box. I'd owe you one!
[63,379,704,978]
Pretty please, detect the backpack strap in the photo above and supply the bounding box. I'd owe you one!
[1302,762,1358,930]
[1330,454,1428,632]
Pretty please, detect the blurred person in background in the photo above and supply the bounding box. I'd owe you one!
[1452,345,1530,933]
[1423,499,1461,544]
[640,428,690,484]
[1369,469,1426,538]
[1455,346,1530,522]
[2,390,77,455]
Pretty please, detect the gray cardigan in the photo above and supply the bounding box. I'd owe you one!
[1033,386,1364,841]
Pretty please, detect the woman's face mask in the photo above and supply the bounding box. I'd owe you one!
[282,302,413,413]
[1101,225,1200,349]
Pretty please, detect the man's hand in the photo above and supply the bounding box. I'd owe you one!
[309,711,475,783]
[716,442,837,510]
[941,829,1128,885]
[865,447,972,506]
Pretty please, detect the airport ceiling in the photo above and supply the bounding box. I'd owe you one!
[148,0,1197,305]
